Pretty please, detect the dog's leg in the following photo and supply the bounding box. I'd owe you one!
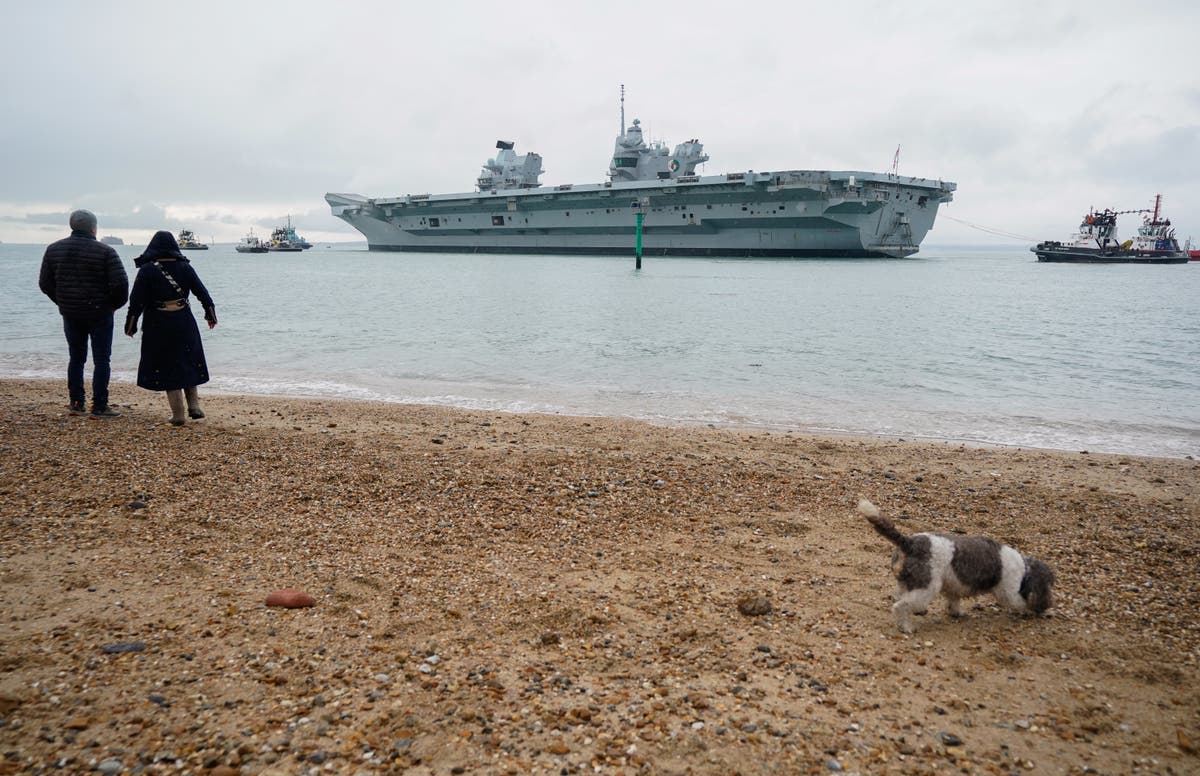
[893,586,937,634]
[946,596,965,618]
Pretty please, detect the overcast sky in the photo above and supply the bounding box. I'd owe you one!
[2,0,1197,247]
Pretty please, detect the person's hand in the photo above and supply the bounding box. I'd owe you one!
[124,315,137,337]
[207,320,217,329]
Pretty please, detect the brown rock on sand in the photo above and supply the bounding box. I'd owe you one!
[265,589,316,608]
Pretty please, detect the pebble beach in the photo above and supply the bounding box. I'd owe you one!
[1,377,1197,774]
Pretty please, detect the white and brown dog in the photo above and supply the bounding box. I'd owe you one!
[859,500,1055,633]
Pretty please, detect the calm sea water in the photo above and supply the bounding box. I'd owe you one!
[3,241,1197,458]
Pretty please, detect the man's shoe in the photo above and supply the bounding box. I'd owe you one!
[69,400,86,416]
[89,405,121,419]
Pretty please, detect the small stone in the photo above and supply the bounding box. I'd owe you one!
[148,693,168,707]
[825,759,842,771]
[546,740,570,755]
[935,731,963,747]
[96,760,122,775]
[265,589,316,608]
[128,501,148,510]
[101,641,146,654]
[307,751,328,764]
[540,632,561,646]
[737,594,772,617]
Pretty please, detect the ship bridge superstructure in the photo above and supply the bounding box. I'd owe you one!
[608,118,709,183]
[477,141,543,192]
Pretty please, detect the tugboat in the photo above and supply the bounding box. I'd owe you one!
[234,229,268,254]
[269,216,312,250]
[177,229,209,250]
[1032,195,1187,263]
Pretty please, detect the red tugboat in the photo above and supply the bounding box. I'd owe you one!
[1032,194,1187,263]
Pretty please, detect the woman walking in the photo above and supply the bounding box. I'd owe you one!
[124,230,217,425]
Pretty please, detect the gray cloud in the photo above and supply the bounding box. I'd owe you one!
[2,0,1198,246]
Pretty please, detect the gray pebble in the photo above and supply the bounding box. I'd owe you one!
[96,760,122,774]
[101,642,145,654]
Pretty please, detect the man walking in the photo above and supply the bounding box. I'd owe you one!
[39,209,129,418]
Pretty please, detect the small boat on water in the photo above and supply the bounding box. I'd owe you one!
[267,236,303,252]
[100,235,124,246]
[270,216,312,250]
[235,229,268,253]
[177,229,209,250]
[1032,195,1187,264]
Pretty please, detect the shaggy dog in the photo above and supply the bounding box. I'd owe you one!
[859,500,1054,633]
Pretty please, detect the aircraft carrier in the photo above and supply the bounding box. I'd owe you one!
[327,96,956,258]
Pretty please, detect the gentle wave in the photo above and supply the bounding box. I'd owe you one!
[4,243,1198,459]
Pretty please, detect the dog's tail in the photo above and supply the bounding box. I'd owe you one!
[858,499,915,554]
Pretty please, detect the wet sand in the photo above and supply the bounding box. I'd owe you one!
[1,378,1197,774]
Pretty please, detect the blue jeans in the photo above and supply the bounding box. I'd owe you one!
[63,314,114,407]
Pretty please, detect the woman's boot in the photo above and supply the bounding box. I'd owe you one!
[166,389,187,426]
[184,386,205,419]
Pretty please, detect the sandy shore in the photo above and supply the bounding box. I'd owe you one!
[1,377,1197,774]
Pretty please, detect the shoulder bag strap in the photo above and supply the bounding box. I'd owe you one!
[155,262,186,297]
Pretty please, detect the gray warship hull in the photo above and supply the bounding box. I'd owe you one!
[327,169,955,258]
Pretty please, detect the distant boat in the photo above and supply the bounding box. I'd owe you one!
[178,229,209,250]
[1032,195,1187,264]
[267,238,303,252]
[235,229,268,254]
[100,235,124,245]
[270,215,312,250]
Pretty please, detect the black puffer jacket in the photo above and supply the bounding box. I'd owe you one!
[39,232,129,317]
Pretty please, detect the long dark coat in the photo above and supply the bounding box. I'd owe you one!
[126,233,216,392]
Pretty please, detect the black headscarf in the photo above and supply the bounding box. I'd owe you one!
[135,230,189,267]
